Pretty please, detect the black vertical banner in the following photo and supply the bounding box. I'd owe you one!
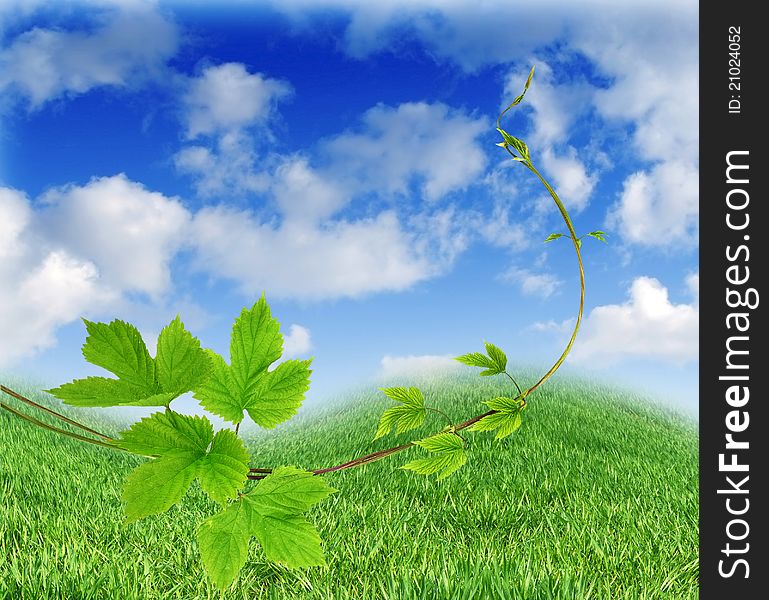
[700,3,767,599]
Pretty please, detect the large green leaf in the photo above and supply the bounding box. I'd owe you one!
[48,316,211,408]
[194,298,312,428]
[156,315,212,395]
[197,467,335,590]
[114,411,249,520]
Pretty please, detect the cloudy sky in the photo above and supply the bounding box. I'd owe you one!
[0,0,698,415]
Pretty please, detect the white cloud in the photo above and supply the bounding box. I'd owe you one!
[379,354,461,379]
[282,324,312,357]
[321,101,488,201]
[500,266,561,299]
[571,275,698,365]
[190,204,435,300]
[0,3,178,108]
[182,62,292,138]
[540,147,595,212]
[607,160,698,248]
[569,6,698,249]
[38,174,191,298]
[174,132,271,197]
[175,62,291,196]
[0,187,117,366]
[272,157,347,223]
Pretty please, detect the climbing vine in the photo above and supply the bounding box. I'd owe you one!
[0,67,605,591]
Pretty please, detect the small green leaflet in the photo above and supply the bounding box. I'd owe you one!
[197,466,336,590]
[587,230,608,243]
[113,411,250,521]
[374,387,426,440]
[496,128,530,162]
[47,317,211,408]
[454,342,507,376]
[496,66,535,126]
[194,296,312,428]
[470,396,525,439]
[402,432,467,480]
[544,233,565,242]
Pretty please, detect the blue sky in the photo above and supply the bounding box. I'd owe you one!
[0,0,698,416]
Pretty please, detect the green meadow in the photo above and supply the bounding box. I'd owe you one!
[1,374,697,599]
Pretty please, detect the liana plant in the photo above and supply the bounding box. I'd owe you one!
[0,67,606,591]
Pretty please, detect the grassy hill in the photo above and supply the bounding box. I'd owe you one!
[0,374,697,599]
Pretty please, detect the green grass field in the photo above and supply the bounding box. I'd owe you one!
[0,374,698,599]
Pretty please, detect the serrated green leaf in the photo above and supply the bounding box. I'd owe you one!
[380,387,424,407]
[375,404,426,439]
[194,298,310,428]
[230,296,283,400]
[246,466,336,515]
[246,359,312,429]
[114,410,212,455]
[251,513,325,567]
[197,501,250,591]
[115,411,249,519]
[46,377,176,408]
[46,377,146,407]
[587,231,607,243]
[454,352,495,370]
[484,342,507,373]
[403,432,466,480]
[156,316,212,396]
[199,429,251,505]
[81,319,157,393]
[375,387,426,439]
[471,396,525,439]
[194,350,243,423]
[455,344,507,377]
[50,315,209,408]
[544,233,564,242]
[198,466,335,589]
[122,452,200,523]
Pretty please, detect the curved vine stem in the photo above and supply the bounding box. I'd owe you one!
[0,66,586,484]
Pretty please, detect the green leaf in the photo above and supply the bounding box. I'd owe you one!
[199,429,252,505]
[49,315,208,408]
[197,501,250,591]
[251,513,325,567]
[544,233,564,242]
[454,343,507,376]
[484,342,507,374]
[577,238,583,249]
[246,359,312,429]
[454,352,495,370]
[198,467,335,590]
[230,296,283,400]
[587,230,608,243]
[114,411,249,520]
[80,319,157,392]
[374,387,426,439]
[122,452,201,523]
[194,297,310,428]
[194,350,242,422]
[496,128,530,162]
[470,396,525,439]
[156,316,212,396]
[47,377,148,407]
[402,432,467,480]
[46,377,177,408]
